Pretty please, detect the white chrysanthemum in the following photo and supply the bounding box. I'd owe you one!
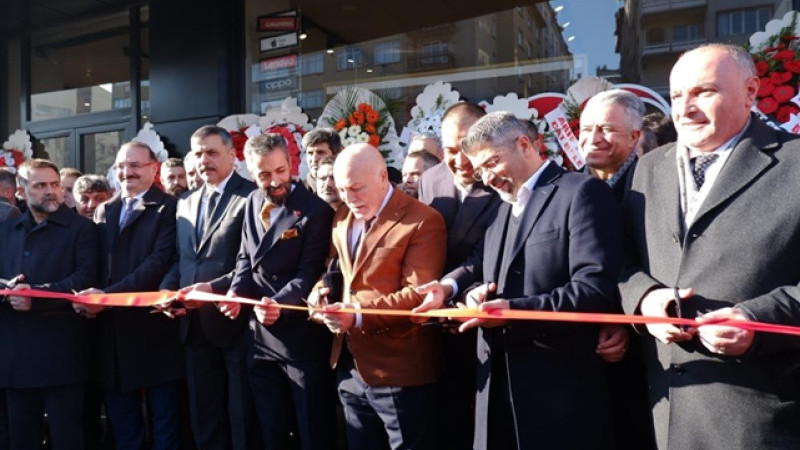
[347,125,361,138]
[339,130,348,141]
[356,133,369,143]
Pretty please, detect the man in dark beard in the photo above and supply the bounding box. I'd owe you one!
[225,133,336,449]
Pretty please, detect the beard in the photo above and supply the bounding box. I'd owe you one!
[265,181,292,205]
[30,196,61,214]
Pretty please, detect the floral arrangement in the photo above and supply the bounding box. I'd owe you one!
[318,87,402,165]
[266,124,304,176]
[334,102,383,148]
[1,129,32,172]
[747,11,800,127]
[407,81,461,137]
[229,127,250,161]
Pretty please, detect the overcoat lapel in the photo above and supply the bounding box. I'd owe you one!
[353,191,406,276]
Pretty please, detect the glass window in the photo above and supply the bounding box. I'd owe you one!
[673,24,701,43]
[299,90,324,109]
[646,27,666,44]
[422,41,449,65]
[337,47,363,70]
[718,7,771,36]
[374,41,401,65]
[300,54,324,75]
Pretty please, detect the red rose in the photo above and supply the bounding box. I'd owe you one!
[774,50,796,62]
[755,60,769,76]
[11,150,23,167]
[770,71,792,85]
[773,84,796,103]
[758,77,775,97]
[784,60,800,74]
[758,97,779,114]
[0,158,5,168]
[776,104,800,123]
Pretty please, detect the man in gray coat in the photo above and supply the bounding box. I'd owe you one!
[620,43,800,449]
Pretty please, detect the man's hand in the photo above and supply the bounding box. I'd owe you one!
[178,282,212,310]
[320,302,355,334]
[8,283,32,312]
[73,288,107,317]
[639,287,694,344]
[218,299,241,320]
[453,282,509,332]
[253,297,280,325]
[694,307,754,356]
[411,280,453,323]
[596,325,629,363]
[308,286,330,324]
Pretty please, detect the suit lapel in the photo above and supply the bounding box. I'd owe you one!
[105,197,122,239]
[338,212,355,277]
[187,189,202,250]
[651,145,683,242]
[690,123,777,228]
[450,184,493,246]
[488,203,509,289]
[198,174,242,251]
[252,183,308,266]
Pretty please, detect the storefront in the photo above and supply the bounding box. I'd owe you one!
[1,0,575,173]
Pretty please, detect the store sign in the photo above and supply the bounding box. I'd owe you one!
[260,32,298,53]
[260,76,296,93]
[257,10,298,32]
[260,54,298,72]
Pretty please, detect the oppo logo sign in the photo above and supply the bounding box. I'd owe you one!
[262,77,294,92]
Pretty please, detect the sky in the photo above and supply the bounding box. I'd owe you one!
[554,0,622,74]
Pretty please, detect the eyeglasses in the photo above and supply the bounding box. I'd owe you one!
[472,153,502,181]
[114,162,156,171]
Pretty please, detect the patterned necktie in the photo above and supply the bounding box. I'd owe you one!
[260,201,274,230]
[352,217,375,260]
[692,153,719,190]
[119,197,136,231]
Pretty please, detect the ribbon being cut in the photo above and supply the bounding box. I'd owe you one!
[3,287,800,337]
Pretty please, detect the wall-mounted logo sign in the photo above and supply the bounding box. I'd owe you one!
[260,54,298,72]
[260,32,298,53]
[260,76,296,93]
[257,10,298,33]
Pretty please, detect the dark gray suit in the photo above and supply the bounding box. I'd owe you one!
[160,172,258,450]
[0,202,20,223]
[620,116,800,449]
[417,161,502,450]
[448,164,621,450]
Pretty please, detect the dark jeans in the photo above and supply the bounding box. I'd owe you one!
[104,381,180,450]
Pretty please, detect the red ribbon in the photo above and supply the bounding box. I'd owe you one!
[3,288,800,337]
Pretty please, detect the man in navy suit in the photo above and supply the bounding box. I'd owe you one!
[76,141,183,450]
[228,133,336,449]
[444,112,622,449]
[160,125,258,449]
[415,102,501,450]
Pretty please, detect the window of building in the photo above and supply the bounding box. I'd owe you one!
[645,27,666,44]
[300,53,324,75]
[518,30,524,47]
[374,41,401,65]
[673,24,701,43]
[299,89,324,109]
[336,47,363,70]
[421,41,449,65]
[717,7,771,36]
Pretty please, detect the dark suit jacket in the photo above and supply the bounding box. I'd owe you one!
[0,205,100,388]
[160,172,256,348]
[448,163,622,450]
[94,186,184,392]
[619,116,800,449]
[231,183,334,362]
[0,202,20,223]
[418,161,502,274]
[328,189,447,387]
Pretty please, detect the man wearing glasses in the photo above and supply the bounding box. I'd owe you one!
[441,111,622,449]
[75,141,183,450]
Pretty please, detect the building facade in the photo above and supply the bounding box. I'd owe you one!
[1,0,573,173]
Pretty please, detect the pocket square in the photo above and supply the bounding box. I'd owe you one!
[280,228,300,240]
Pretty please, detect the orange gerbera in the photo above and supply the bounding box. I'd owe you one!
[366,110,380,123]
[335,119,346,131]
[352,111,365,125]
[357,103,372,113]
[368,134,381,147]
[364,124,376,134]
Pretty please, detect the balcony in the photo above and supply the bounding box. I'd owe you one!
[642,0,706,14]
[642,38,705,56]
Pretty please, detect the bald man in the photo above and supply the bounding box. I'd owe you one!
[314,144,446,450]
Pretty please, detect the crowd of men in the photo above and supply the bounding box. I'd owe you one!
[1,43,800,450]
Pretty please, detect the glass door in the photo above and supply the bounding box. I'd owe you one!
[79,125,127,175]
